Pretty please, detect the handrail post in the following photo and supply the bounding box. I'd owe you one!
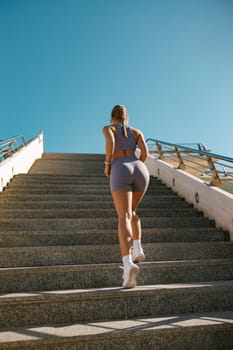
[21,136,26,146]
[174,146,185,170]
[156,142,164,160]
[4,141,14,159]
[206,156,222,186]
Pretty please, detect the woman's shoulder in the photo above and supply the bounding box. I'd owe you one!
[102,124,116,133]
[129,126,143,138]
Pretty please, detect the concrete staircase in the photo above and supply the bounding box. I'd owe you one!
[0,153,233,349]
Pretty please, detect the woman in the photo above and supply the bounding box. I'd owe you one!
[103,105,150,288]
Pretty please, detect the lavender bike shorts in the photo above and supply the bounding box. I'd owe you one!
[110,156,150,193]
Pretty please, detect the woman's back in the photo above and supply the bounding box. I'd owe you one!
[113,124,137,153]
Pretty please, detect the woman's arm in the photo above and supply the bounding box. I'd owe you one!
[136,131,148,162]
[102,126,115,176]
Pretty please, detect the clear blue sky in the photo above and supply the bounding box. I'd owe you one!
[0,0,233,156]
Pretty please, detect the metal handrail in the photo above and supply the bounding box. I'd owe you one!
[146,138,233,193]
[0,135,26,162]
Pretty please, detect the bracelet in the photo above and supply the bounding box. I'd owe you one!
[104,160,111,165]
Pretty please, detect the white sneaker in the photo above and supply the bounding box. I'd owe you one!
[121,263,139,289]
[132,247,145,263]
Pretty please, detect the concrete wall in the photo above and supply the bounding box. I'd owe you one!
[144,153,233,241]
[0,132,43,191]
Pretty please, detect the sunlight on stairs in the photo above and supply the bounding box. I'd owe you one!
[0,153,233,349]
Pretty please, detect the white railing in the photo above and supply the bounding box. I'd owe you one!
[146,138,233,193]
[0,131,43,191]
[141,151,233,241]
[0,135,26,162]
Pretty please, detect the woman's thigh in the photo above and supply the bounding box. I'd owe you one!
[132,191,145,211]
[111,190,132,218]
[111,190,145,216]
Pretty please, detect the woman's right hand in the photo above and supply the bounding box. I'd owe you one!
[104,164,111,177]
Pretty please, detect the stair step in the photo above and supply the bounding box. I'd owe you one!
[0,217,215,231]
[1,242,232,267]
[0,228,227,248]
[0,311,232,350]
[0,193,184,203]
[13,173,163,184]
[11,174,110,183]
[0,281,233,328]
[0,199,190,209]
[1,259,233,293]
[4,177,170,189]
[0,208,202,219]
[2,187,173,196]
[40,153,105,159]
[8,179,165,188]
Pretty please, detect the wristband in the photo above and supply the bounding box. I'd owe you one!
[104,160,111,165]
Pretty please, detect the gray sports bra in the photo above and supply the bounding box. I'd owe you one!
[113,124,137,153]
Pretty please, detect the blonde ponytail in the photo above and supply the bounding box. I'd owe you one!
[111,105,128,138]
[122,121,128,138]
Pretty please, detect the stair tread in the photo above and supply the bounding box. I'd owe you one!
[1,241,232,251]
[1,258,233,274]
[1,280,233,301]
[0,208,203,219]
[1,242,232,268]
[0,227,225,234]
[0,310,232,345]
[0,227,227,249]
[0,216,215,229]
[1,259,232,294]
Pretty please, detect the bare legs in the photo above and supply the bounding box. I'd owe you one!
[111,190,145,257]
[111,190,146,288]
[131,192,145,241]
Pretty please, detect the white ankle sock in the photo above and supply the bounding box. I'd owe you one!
[122,254,133,267]
[133,240,142,251]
